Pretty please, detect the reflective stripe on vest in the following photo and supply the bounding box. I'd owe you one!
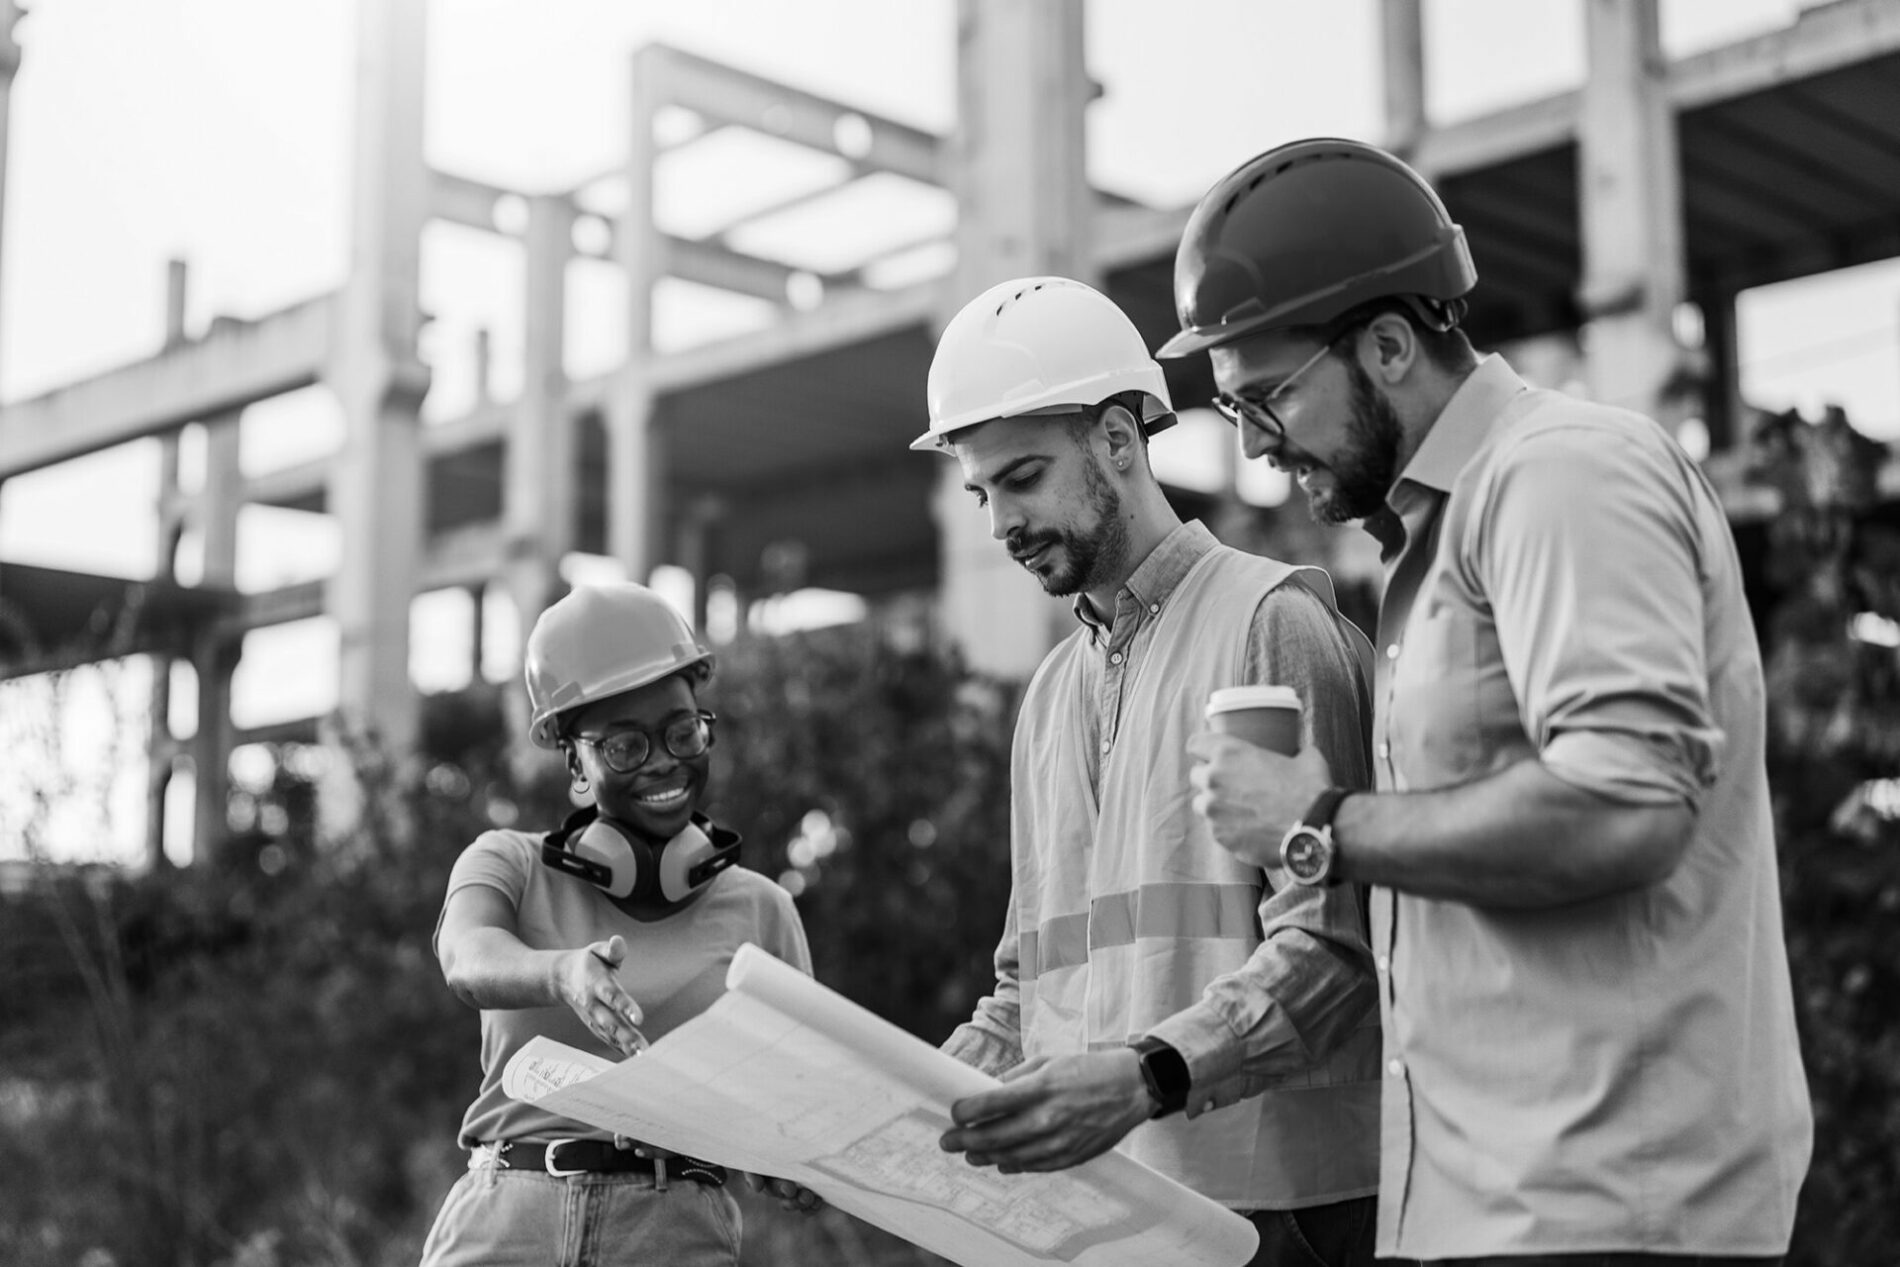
[1020,882,1261,982]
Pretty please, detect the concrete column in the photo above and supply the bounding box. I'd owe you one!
[323,0,430,774]
[0,0,22,392]
[502,194,575,759]
[934,0,1094,679]
[145,259,192,869]
[188,409,242,862]
[190,629,238,860]
[1578,0,1688,418]
[606,45,668,585]
[604,383,662,580]
[1698,290,1743,452]
[1380,0,1428,159]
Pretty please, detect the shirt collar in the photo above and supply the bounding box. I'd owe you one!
[1073,520,1217,636]
[1393,354,1530,495]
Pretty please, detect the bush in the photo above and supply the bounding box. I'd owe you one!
[0,630,1015,1266]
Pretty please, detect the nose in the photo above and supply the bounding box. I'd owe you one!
[1238,425,1279,464]
[987,497,1023,542]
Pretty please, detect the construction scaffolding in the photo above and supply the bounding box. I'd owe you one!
[2,0,1899,863]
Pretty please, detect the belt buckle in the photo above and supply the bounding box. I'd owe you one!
[544,1139,589,1178]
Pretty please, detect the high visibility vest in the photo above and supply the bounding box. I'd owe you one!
[1011,545,1381,1208]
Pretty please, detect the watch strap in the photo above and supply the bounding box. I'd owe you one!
[1300,787,1351,833]
[1128,1036,1190,1118]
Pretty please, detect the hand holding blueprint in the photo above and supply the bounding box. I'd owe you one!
[503,942,1257,1267]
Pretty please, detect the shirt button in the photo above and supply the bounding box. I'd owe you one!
[1387,1058,1405,1077]
[1377,742,1391,760]
[1109,652,1123,665]
[1385,644,1400,660]
[1149,604,1160,615]
[1377,955,1390,973]
[1100,739,1112,754]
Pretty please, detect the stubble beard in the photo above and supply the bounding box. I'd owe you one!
[1019,455,1129,598]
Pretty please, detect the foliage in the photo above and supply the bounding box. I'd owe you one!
[1748,406,1900,1263]
[0,633,1013,1266]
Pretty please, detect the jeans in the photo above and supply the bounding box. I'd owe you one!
[417,1160,743,1267]
[1428,1257,1784,1266]
[1243,1195,1379,1267]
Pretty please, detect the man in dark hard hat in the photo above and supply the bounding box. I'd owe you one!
[1169,138,1812,1265]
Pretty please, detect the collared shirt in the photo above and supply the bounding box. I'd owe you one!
[1365,356,1813,1257]
[945,520,1384,1208]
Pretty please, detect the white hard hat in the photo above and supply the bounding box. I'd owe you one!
[911,276,1175,451]
[523,582,712,749]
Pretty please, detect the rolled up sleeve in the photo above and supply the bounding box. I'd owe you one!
[1470,423,1724,806]
[941,893,1026,1078]
[1150,582,1378,1093]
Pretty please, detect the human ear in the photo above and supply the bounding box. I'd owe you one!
[1362,312,1417,384]
[1098,403,1143,470]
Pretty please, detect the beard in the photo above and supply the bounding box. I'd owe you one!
[1305,357,1404,525]
[1009,453,1129,597]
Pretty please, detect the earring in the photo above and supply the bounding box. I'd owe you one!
[570,771,590,795]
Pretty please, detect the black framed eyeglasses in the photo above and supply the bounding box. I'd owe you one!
[1211,339,1335,443]
[572,710,717,774]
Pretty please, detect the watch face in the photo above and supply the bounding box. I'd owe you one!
[1283,829,1328,882]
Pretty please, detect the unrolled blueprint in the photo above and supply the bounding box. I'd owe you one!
[503,943,1257,1267]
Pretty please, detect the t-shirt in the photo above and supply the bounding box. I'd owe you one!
[436,826,812,1148]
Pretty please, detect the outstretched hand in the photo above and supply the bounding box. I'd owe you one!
[939,1050,1155,1174]
[554,934,648,1056]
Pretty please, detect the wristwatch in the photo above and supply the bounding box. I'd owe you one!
[1280,788,1352,887]
[1128,1036,1190,1118]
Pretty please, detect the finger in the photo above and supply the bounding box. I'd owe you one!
[742,1171,766,1193]
[950,1073,1048,1126]
[591,934,628,969]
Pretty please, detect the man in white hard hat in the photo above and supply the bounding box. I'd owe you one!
[920,276,1384,1266]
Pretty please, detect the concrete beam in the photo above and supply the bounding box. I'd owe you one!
[1672,0,1900,111]
[1410,0,1900,178]
[647,43,946,186]
[0,295,331,480]
[648,277,942,393]
[429,168,525,235]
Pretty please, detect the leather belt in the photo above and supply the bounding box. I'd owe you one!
[496,1139,727,1189]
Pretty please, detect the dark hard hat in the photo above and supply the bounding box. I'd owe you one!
[1158,138,1477,358]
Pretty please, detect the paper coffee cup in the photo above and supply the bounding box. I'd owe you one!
[1205,685,1302,755]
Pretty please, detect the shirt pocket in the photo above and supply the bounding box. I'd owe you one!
[1386,605,1486,789]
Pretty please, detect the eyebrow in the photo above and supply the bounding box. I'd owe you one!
[963,454,1044,496]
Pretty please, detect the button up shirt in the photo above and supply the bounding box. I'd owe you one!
[1365,356,1812,1257]
[945,521,1384,1208]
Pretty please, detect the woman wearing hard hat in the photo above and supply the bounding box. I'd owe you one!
[419,581,817,1266]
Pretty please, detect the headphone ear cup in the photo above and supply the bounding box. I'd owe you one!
[658,822,715,902]
[570,818,645,900]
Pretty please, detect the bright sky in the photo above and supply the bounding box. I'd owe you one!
[2,0,1896,863]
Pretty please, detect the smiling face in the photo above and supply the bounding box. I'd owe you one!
[950,410,1130,598]
[563,672,707,842]
[1211,328,1404,525]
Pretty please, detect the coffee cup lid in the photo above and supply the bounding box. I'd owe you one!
[1206,685,1302,716]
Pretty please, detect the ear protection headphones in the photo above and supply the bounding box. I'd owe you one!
[541,805,741,920]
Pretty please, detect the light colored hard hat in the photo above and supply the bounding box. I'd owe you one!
[911,276,1174,451]
[524,582,712,749]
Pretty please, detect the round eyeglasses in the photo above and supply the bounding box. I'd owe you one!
[1211,339,1336,442]
[572,710,716,774]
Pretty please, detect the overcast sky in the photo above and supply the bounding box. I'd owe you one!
[2,0,1895,861]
